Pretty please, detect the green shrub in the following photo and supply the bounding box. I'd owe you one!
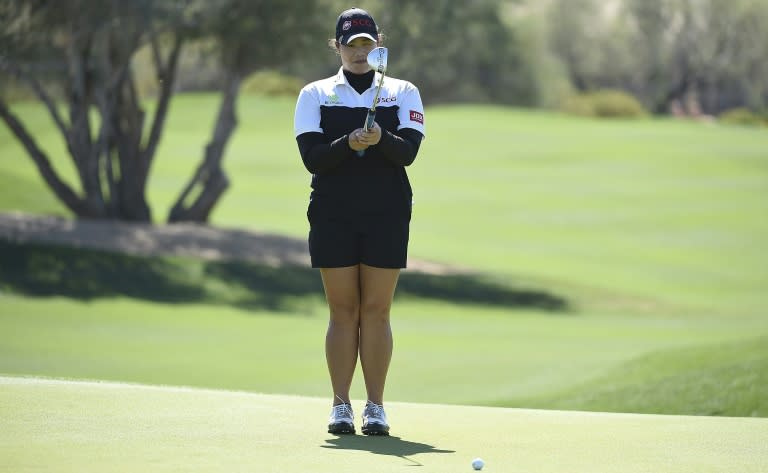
[561,89,647,119]
[241,70,303,97]
[719,108,766,127]
[560,94,593,117]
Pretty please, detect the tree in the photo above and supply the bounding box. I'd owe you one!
[544,0,768,114]
[0,0,324,223]
[547,0,604,92]
[167,0,323,222]
[0,0,185,221]
[371,0,539,105]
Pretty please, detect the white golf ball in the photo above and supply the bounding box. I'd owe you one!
[472,458,485,470]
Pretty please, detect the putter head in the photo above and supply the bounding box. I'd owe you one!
[367,47,388,74]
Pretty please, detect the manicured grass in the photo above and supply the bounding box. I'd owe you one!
[2,96,766,315]
[1,248,765,414]
[2,376,767,473]
[409,107,768,315]
[1,96,767,418]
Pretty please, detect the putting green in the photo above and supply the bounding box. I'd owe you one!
[1,376,766,472]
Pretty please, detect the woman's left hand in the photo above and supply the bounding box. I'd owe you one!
[357,122,382,147]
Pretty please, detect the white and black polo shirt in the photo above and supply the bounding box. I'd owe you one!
[294,68,425,222]
[294,67,425,140]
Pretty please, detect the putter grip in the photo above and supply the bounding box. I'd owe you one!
[364,109,377,131]
[357,110,377,157]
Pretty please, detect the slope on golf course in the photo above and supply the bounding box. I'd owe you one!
[1,376,766,473]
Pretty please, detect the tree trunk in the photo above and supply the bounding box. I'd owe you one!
[110,32,182,222]
[168,73,241,223]
[112,67,151,222]
[65,33,105,217]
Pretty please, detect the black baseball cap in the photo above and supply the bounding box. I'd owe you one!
[335,8,378,45]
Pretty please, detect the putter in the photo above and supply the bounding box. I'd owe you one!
[357,47,388,157]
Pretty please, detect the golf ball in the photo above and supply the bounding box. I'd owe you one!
[472,458,484,470]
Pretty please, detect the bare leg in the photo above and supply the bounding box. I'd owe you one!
[358,264,400,405]
[320,266,361,405]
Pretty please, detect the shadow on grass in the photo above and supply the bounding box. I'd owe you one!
[398,272,567,311]
[321,435,455,466]
[0,240,570,312]
[0,240,204,302]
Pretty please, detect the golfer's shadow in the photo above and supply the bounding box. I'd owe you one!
[322,435,455,466]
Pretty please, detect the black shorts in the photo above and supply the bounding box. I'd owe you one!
[309,218,410,269]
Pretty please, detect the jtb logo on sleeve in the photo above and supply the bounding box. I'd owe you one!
[409,110,424,124]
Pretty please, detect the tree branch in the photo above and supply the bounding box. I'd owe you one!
[168,73,241,223]
[0,56,71,143]
[93,82,117,215]
[65,28,88,112]
[149,25,164,77]
[0,98,90,217]
[140,32,183,184]
[64,29,96,194]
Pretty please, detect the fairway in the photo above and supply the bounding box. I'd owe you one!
[1,287,766,415]
[2,96,768,473]
[2,376,767,473]
[2,96,767,314]
[1,97,767,415]
[2,0,768,469]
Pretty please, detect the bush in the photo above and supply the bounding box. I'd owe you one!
[241,70,303,97]
[561,89,647,119]
[719,108,766,127]
[560,94,595,117]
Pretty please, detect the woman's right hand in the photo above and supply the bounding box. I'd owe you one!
[348,128,369,152]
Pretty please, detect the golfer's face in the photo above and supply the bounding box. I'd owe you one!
[340,38,377,74]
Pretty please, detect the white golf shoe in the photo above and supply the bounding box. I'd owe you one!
[361,401,390,436]
[327,402,355,434]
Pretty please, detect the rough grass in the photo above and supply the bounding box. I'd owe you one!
[505,336,768,416]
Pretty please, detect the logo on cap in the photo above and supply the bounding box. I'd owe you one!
[350,19,374,28]
[336,8,378,44]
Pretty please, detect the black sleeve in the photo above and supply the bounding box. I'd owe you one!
[296,132,354,174]
[374,127,424,167]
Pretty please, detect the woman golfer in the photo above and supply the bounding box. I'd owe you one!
[293,7,425,436]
